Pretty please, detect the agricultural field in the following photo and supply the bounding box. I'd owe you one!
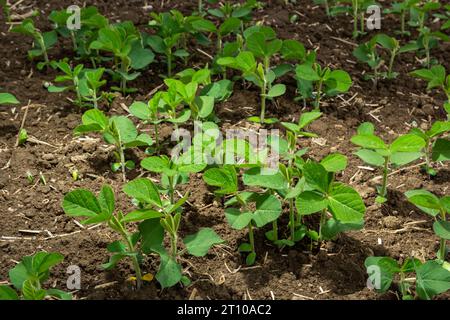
[0,0,449,301]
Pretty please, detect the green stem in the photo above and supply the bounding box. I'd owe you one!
[154,123,160,151]
[401,11,405,34]
[324,0,330,16]
[167,50,172,77]
[439,210,447,261]
[168,175,175,204]
[388,51,397,78]
[248,222,255,255]
[289,198,295,241]
[380,156,389,198]
[272,220,278,242]
[37,34,49,68]
[70,31,78,52]
[171,232,178,259]
[260,82,267,123]
[118,144,126,182]
[360,12,365,34]
[318,208,327,242]
[314,78,323,110]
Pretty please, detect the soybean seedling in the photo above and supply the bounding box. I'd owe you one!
[84,68,106,109]
[74,109,153,181]
[48,60,85,107]
[203,165,283,265]
[295,158,365,242]
[62,184,160,290]
[351,122,426,203]
[295,59,352,110]
[1,0,11,23]
[90,22,154,94]
[409,0,441,31]
[11,18,57,70]
[0,252,71,300]
[147,12,187,77]
[140,153,207,205]
[340,0,377,38]
[406,190,450,262]
[218,51,286,123]
[365,257,450,300]
[415,27,449,68]
[409,120,450,175]
[122,178,224,288]
[410,65,450,102]
[353,36,382,86]
[384,0,420,36]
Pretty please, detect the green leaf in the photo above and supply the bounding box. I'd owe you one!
[156,251,182,288]
[0,286,19,300]
[365,257,400,293]
[354,149,385,167]
[46,289,72,300]
[252,194,282,228]
[129,42,154,70]
[203,166,237,195]
[281,39,306,61]
[427,121,450,138]
[302,161,329,193]
[98,185,115,215]
[107,116,138,144]
[433,220,450,240]
[415,261,450,300]
[296,191,328,215]
[266,84,286,98]
[225,208,253,230]
[432,138,450,161]
[0,93,19,105]
[81,109,108,130]
[102,253,128,270]
[123,178,162,207]
[357,122,375,135]
[183,228,224,257]
[139,219,165,254]
[242,167,287,190]
[390,151,422,166]
[326,70,352,94]
[321,218,364,240]
[62,189,102,218]
[320,153,347,172]
[295,63,320,81]
[196,95,215,118]
[219,17,241,36]
[390,134,425,153]
[141,156,172,175]
[328,182,365,223]
[129,101,152,120]
[351,134,387,150]
[22,280,46,300]
[121,209,161,223]
[405,189,440,217]
[246,252,256,266]
[298,111,322,129]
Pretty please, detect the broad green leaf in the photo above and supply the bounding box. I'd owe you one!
[129,43,154,70]
[141,156,172,175]
[405,189,440,217]
[303,161,329,193]
[46,289,72,300]
[326,70,352,94]
[196,95,214,118]
[365,257,400,293]
[183,228,224,257]
[225,208,253,230]
[139,219,165,254]
[252,194,282,227]
[242,167,287,190]
[415,261,450,300]
[298,111,322,129]
[123,178,162,207]
[266,84,286,98]
[81,109,108,129]
[98,185,115,215]
[107,116,138,144]
[281,39,306,61]
[0,93,19,105]
[391,151,422,166]
[328,182,365,223]
[219,17,241,36]
[320,153,348,172]
[321,218,364,240]
[62,189,102,218]
[433,220,450,240]
[295,64,320,81]
[296,191,328,215]
[427,121,450,138]
[0,286,19,300]
[351,134,387,150]
[156,251,182,288]
[203,166,237,195]
[22,280,46,300]
[354,149,385,167]
[357,122,375,135]
[121,209,161,223]
[432,138,450,162]
[390,134,425,152]
[129,101,152,120]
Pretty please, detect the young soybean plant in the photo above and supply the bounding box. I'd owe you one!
[410,65,450,103]
[351,122,426,203]
[122,178,224,288]
[11,18,58,70]
[384,0,419,36]
[295,157,365,242]
[203,165,283,265]
[74,109,153,181]
[410,120,450,175]
[365,257,450,300]
[90,21,155,94]
[406,190,449,262]
[0,252,71,300]
[415,26,449,68]
[62,184,161,290]
[295,59,352,110]
[218,51,286,124]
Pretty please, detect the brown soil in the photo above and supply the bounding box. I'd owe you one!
[0,0,449,300]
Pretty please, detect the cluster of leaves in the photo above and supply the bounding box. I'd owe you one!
[0,252,71,300]
[351,122,425,203]
[62,178,223,289]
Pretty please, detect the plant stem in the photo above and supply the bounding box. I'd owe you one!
[70,31,78,52]
[248,222,255,255]
[314,78,323,110]
[401,11,405,34]
[360,12,365,34]
[198,0,203,13]
[92,89,98,109]
[318,208,327,241]
[167,50,172,77]
[118,144,127,182]
[388,51,397,78]
[324,0,330,16]
[260,82,267,123]
[380,156,389,198]
[37,34,49,68]
[289,198,295,241]
[168,175,175,204]
[154,123,160,151]
[171,232,178,260]
[439,210,447,261]
[353,1,358,37]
